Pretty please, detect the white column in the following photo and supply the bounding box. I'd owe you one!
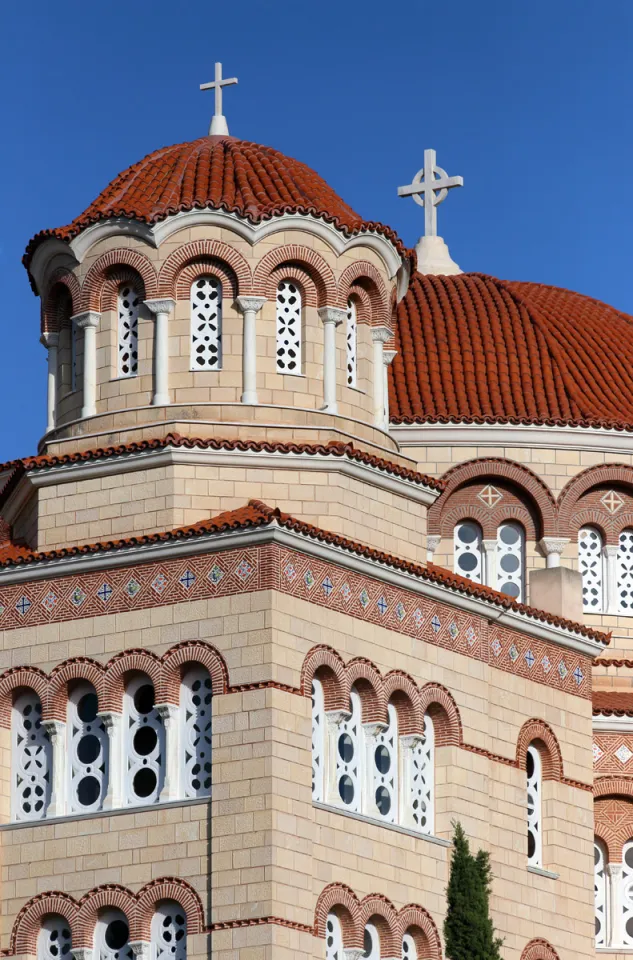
[371,326,391,427]
[40,332,59,433]
[317,307,346,414]
[605,544,619,615]
[42,719,66,817]
[325,709,350,804]
[99,711,123,810]
[539,537,570,569]
[482,538,497,588]
[607,862,622,947]
[157,703,180,802]
[236,296,267,405]
[382,348,397,428]
[72,311,101,418]
[144,298,175,407]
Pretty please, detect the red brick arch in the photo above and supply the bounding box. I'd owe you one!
[135,877,205,939]
[98,266,147,313]
[359,895,399,958]
[75,885,138,945]
[252,244,337,307]
[80,250,158,311]
[0,666,49,729]
[103,649,162,712]
[175,260,238,301]
[11,892,78,954]
[47,658,107,722]
[594,776,633,800]
[558,463,633,530]
[42,271,81,334]
[348,284,372,325]
[419,683,463,747]
[301,645,348,712]
[396,905,442,960]
[313,883,362,948]
[516,719,563,781]
[383,671,424,737]
[520,938,561,960]
[347,658,387,724]
[160,640,229,703]
[268,265,317,307]
[338,261,390,324]
[594,796,633,863]
[157,240,252,299]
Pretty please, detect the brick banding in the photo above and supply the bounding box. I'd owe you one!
[516,718,564,781]
[558,463,633,529]
[158,240,252,299]
[80,250,158,312]
[337,261,390,326]
[252,244,337,307]
[419,683,463,747]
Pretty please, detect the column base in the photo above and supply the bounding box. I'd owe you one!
[81,406,96,418]
[241,391,258,405]
[151,394,170,407]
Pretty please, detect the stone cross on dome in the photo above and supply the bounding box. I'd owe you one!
[200,62,238,136]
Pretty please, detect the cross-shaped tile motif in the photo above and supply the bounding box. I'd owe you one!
[477,485,503,508]
[601,489,625,514]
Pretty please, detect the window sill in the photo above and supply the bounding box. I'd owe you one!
[2,795,210,830]
[596,948,633,953]
[313,800,450,847]
[527,864,559,880]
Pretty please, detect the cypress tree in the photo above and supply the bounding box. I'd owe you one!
[444,821,503,960]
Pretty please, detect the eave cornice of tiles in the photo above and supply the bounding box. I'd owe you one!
[0,520,605,659]
[593,715,633,732]
[391,421,633,456]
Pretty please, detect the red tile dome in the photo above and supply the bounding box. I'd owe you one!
[390,272,633,431]
[24,135,404,268]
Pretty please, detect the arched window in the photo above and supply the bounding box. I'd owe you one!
[190,276,222,370]
[372,702,398,823]
[180,666,212,798]
[124,674,164,806]
[117,284,140,378]
[12,690,51,821]
[346,298,357,387]
[311,677,325,802]
[579,527,605,612]
[151,901,187,960]
[38,916,71,960]
[407,712,434,835]
[335,688,362,812]
[95,909,133,960]
[276,280,302,374]
[594,839,607,946]
[362,924,380,960]
[454,521,483,584]
[402,932,418,960]
[325,913,343,960]
[622,840,633,946]
[618,530,633,613]
[526,744,542,867]
[67,681,108,813]
[497,521,525,601]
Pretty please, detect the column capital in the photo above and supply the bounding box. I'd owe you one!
[482,538,497,552]
[71,949,94,960]
[426,534,441,557]
[129,943,151,960]
[97,711,122,731]
[540,537,570,568]
[235,295,267,314]
[371,325,392,343]
[42,719,65,743]
[72,310,100,330]
[326,709,351,728]
[40,332,59,348]
[606,862,623,878]
[144,298,176,316]
[605,544,620,559]
[155,703,178,723]
[343,950,365,960]
[317,306,346,326]
[383,349,397,366]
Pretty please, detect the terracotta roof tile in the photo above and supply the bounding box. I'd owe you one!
[593,691,633,716]
[389,272,633,432]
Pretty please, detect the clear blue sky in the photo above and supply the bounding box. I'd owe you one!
[1,0,632,461]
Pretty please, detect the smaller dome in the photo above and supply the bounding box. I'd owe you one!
[24,136,404,267]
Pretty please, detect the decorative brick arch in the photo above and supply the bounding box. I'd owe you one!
[75,885,139,946]
[42,272,80,334]
[102,649,162,713]
[80,250,158,311]
[252,244,337,307]
[47,658,107,722]
[359,895,399,957]
[568,510,610,544]
[396,905,442,960]
[595,776,633,800]
[428,458,557,538]
[435,501,536,541]
[301,645,348,712]
[419,683,463,747]
[157,240,252,300]
[338,261,389,325]
[11,892,79,955]
[313,883,362,948]
[516,719,563,781]
[135,878,204,939]
[269,266,316,307]
[0,666,49,729]
[347,658,387,725]
[98,266,147,313]
[175,259,238,301]
[594,821,615,864]
[558,464,633,530]
[383,672,424,737]
[594,796,633,863]
[160,641,228,703]
[520,938,561,960]
[348,284,372,325]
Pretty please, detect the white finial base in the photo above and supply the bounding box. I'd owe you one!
[415,235,462,276]
[209,114,229,136]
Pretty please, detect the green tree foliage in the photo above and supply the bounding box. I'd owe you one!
[444,821,504,960]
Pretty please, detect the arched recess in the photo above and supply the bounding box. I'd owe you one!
[160,640,228,703]
[418,683,462,747]
[346,659,387,725]
[594,795,633,863]
[348,285,372,325]
[47,658,106,722]
[101,649,162,713]
[11,891,78,955]
[358,895,399,957]
[558,464,633,531]
[520,938,561,960]
[301,645,348,712]
[396,905,442,960]
[135,878,204,939]
[75,885,139,946]
[42,275,79,335]
[0,667,49,728]
[428,458,557,539]
[338,261,389,324]
[80,250,158,311]
[252,244,337,307]
[314,883,362,949]
[157,240,252,299]
[383,672,423,737]
[516,719,563,781]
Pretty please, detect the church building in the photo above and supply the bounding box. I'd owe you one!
[1,63,630,960]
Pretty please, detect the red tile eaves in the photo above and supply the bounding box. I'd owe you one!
[593,691,633,716]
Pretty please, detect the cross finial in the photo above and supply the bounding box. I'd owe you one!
[200,62,238,136]
[397,149,463,237]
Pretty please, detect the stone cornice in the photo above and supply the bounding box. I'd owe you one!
[391,421,633,456]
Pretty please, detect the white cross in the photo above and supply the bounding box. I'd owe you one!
[200,62,238,136]
[397,149,463,237]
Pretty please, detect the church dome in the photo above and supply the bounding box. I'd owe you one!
[390,271,633,430]
[24,135,404,267]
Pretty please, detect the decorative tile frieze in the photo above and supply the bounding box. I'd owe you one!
[593,733,633,773]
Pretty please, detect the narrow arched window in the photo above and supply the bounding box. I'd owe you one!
[623,840,633,946]
[595,839,607,946]
[346,298,357,387]
[117,284,140,377]
[335,688,361,812]
[372,702,397,822]
[618,530,633,613]
[124,674,164,805]
[311,677,325,802]
[497,521,525,601]
[12,690,51,821]
[362,924,380,960]
[71,322,78,393]
[181,666,212,798]
[152,902,187,960]
[579,527,605,612]
[407,712,434,835]
[95,909,133,960]
[454,521,483,583]
[190,276,222,370]
[276,280,302,374]
[402,932,418,960]
[325,913,343,960]
[38,917,72,960]
[67,681,107,813]
[527,744,542,867]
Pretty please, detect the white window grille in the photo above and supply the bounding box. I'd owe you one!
[595,840,607,947]
[311,678,325,802]
[95,910,133,960]
[497,521,525,601]
[181,667,212,799]
[362,924,380,960]
[527,744,542,867]
[623,841,633,946]
[618,531,633,613]
[454,521,483,583]
[67,682,107,813]
[579,527,605,612]
[346,298,357,387]
[152,902,187,960]
[325,913,343,960]
[124,675,164,805]
[407,712,434,834]
[371,703,398,823]
[12,691,51,821]
[276,281,302,374]
[190,276,222,370]
[402,933,418,960]
[38,917,72,960]
[335,689,362,812]
[117,285,140,377]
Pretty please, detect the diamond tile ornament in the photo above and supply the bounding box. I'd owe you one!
[179,570,196,589]
[525,649,535,668]
[573,665,585,686]
[616,744,633,765]
[125,578,141,599]
[360,588,370,609]
[16,596,31,616]
[431,615,441,633]
[396,601,406,622]
[42,591,58,612]
[491,638,502,657]
[558,660,568,680]
[322,577,333,597]
[209,564,224,585]
[236,559,254,580]
[340,582,351,602]
[377,596,388,615]
[593,743,604,764]
[542,655,551,674]
[466,626,477,646]
[449,622,459,640]
[151,574,168,595]
[97,583,113,603]
[508,643,519,663]
[0,603,6,618]
[601,489,624,514]
[413,608,424,628]
[284,563,297,582]
[477,485,503,508]
[304,569,315,590]
[70,586,87,607]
